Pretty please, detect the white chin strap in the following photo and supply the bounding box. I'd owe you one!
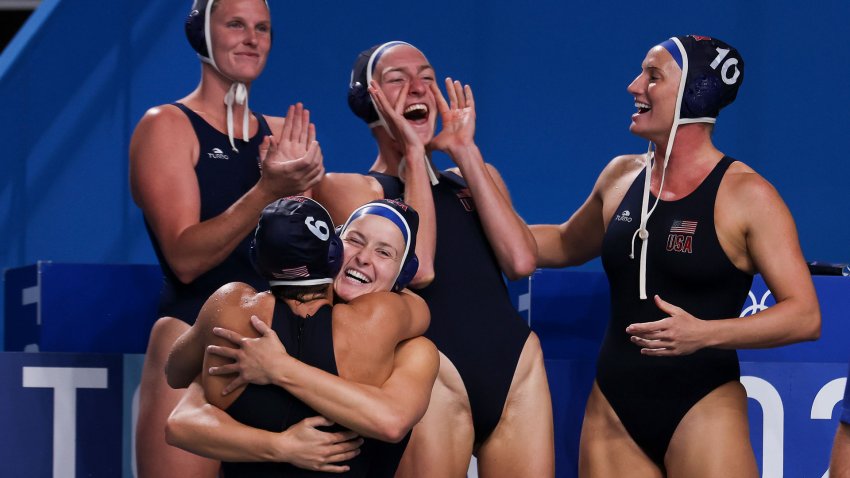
[628,36,689,300]
[224,82,250,153]
[201,0,252,153]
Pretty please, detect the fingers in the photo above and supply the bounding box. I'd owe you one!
[653,294,680,315]
[302,415,335,428]
[464,84,475,110]
[452,79,465,109]
[289,103,304,143]
[625,318,666,336]
[207,363,239,375]
[430,81,449,114]
[279,104,295,140]
[250,315,273,336]
[221,376,248,395]
[212,326,245,345]
[393,82,410,114]
[640,346,673,357]
[368,80,391,116]
[298,107,310,145]
[207,344,239,359]
[445,77,458,109]
[307,123,316,145]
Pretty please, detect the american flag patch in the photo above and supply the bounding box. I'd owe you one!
[273,266,309,279]
[670,220,698,234]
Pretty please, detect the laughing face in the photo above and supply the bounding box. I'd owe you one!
[626,45,682,143]
[333,215,407,302]
[373,44,438,144]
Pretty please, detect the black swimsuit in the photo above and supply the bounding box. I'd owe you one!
[370,171,531,444]
[598,156,753,466]
[222,300,409,477]
[144,103,270,324]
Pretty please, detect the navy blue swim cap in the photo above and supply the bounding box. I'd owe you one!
[658,35,744,123]
[251,197,342,287]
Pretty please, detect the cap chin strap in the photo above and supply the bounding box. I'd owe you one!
[397,153,439,186]
[200,0,251,153]
[628,36,688,300]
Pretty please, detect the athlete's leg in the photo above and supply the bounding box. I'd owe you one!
[476,332,555,478]
[394,352,474,478]
[665,381,758,478]
[579,381,663,478]
[136,317,220,478]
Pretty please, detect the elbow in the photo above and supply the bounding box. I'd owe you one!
[409,265,435,289]
[504,252,538,281]
[803,310,822,342]
[172,265,201,285]
[164,414,186,449]
[373,415,412,443]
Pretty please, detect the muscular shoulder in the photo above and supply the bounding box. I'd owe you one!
[599,154,645,187]
[334,291,407,322]
[198,282,271,329]
[718,162,785,225]
[133,104,193,140]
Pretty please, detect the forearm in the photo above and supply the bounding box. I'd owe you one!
[402,147,436,287]
[166,386,281,462]
[451,144,536,279]
[164,184,278,283]
[704,298,820,349]
[531,224,570,268]
[165,330,205,389]
[271,357,414,442]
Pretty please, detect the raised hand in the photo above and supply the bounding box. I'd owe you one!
[625,295,710,356]
[258,103,324,197]
[428,77,476,155]
[207,315,291,394]
[368,80,425,154]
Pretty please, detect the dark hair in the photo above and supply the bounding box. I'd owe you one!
[270,283,331,303]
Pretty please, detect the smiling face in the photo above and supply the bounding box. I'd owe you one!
[333,215,407,302]
[208,0,271,83]
[373,44,438,144]
[626,45,682,143]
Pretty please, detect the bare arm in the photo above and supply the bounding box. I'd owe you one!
[700,173,820,348]
[208,293,436,442]
[166,380,361,470]
[165,323,205,389]
[268,338,438,442]
[530,155,639,268]
[129,104,323,283]
[368,80,437,287]
[429,79,536,279]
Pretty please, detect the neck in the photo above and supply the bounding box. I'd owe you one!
[368,127,436,181]
[283,287,333,317]
[650,123,724,196]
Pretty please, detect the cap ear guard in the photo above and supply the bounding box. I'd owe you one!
[327,233,344,279]
[393,253,419,291]
[347,48,380,123]
[185,0,211,59]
